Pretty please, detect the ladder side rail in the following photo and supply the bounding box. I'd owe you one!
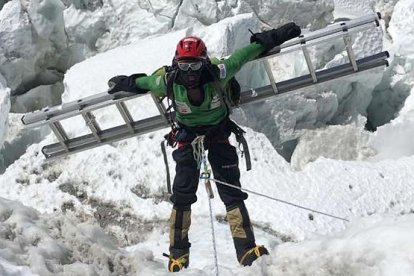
[23,93,146,128]
[239,51,389,106]
[260,23,378,62]
[22,92,144,126]
[22,92,115,125]
[42,114,170,159]
[270,13,380,53]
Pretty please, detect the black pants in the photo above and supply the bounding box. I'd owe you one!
[168,122,253,254]
[170,134,248,208]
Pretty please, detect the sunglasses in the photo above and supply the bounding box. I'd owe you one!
[177,61,203,71]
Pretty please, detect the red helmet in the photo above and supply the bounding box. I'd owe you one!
[175,36,207,60]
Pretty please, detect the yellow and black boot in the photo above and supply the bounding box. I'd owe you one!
[167,248,190,272]
[226,202,269,266]
[168,205,191,272]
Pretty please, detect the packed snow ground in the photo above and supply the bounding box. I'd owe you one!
[1,0,414,275]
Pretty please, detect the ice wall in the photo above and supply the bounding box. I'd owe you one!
[0,74,10,150]
[368,0,414,160]
[0,0,66,94]
[0,0,334,100]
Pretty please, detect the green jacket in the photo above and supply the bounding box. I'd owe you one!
[136,42,265,127]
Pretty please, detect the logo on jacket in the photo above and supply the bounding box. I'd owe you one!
[210,95,221,109]
[175,101,192,114]
[218,64,227,79]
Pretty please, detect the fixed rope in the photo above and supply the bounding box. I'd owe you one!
[191,136,220,276]
[200,176,349,222]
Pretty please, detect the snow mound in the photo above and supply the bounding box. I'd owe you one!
[253,214,414,276]
[0,197,160,275]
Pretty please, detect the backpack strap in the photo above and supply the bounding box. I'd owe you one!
[204,64,232,115]
[204,64,251,170]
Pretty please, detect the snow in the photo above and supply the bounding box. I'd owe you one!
[0,197,155,275]
[1,0,414,275]
[259,214,414,276]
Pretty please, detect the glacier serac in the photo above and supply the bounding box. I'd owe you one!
[0,73,10,151]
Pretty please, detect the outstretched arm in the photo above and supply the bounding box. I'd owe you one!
[219,22,301,81]
[107,68,168,97]
[220,42,266,82]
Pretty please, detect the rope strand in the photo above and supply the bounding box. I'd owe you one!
[192,136,220,275]
[206,182,219,276]
[201,176,349,222]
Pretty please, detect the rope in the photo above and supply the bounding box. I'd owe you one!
[201,176,349,222]
[191,135,205,169]
[191,136,220,275]
[206,180,219,276]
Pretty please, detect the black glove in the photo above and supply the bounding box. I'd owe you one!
[250,22,301,52]
[107,73,147,94]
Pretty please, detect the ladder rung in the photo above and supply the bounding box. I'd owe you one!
[262,59,279,94]
[151,94,169,123]
[116,102,135,134]
[343,33,358,71]
[49,122,69,152]
[82,112,101,142]
[301,45,317,83]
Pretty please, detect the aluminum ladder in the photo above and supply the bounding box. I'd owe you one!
[21,13,389,159]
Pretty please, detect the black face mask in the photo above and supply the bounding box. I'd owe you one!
[178,68,203,88]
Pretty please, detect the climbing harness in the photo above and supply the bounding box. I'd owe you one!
[161,119,251,194]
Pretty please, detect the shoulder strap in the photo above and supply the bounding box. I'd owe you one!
[204,64,232,114]
[164,66,178,111]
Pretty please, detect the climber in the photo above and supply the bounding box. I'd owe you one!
[107,22,301,272]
